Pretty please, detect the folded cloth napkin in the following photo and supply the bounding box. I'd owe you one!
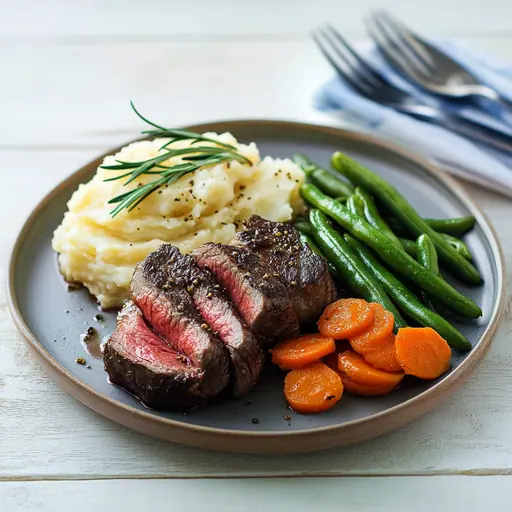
[315,40,512,197]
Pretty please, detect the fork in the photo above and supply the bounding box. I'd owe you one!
[312,25,512,153]
[366,10,512,109]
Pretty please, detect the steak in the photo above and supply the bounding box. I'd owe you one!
[133,244,264,397]
[131,248,230,400]
[193,243,300,346]
[103,301,206,409]
[233,215,337,325]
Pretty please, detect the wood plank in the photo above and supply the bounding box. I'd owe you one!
[1,476,512,511]
[2,0,512,40]
[1,37,512,147]
[1,150,512,478]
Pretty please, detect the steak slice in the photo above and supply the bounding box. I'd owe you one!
[134,244,264,397]
[233,215,337,325]
[193,243,300,346]
[103,301,205,409]
[131,248,230,400]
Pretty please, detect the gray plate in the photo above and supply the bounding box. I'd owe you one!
[8,120,505,454]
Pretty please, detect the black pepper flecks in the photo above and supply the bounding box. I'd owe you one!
[94,313,104,322]
[251,418,259,424]
[82,326,97,343]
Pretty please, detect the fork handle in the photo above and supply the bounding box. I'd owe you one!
[397,107,512,154]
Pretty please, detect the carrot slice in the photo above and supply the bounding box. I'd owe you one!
[323,340,350,372]
[395,327,452,380]
[270,334,336,370]
[348,303,394,353]
[363,334,402,372]
[284,363,343,413]
[341,374,397,396]
[338,350,404,387]
[317,298,375,339]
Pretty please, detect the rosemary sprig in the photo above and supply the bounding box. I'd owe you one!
[102,102,251,217]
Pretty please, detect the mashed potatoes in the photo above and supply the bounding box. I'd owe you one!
[52,132,305,308]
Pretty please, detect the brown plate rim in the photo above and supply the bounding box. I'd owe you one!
[7,119,506,453]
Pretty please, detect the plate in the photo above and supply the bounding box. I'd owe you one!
[8,120,505,454]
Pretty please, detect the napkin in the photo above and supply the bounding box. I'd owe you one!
[315,40,512,197]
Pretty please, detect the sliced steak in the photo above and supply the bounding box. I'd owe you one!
[131,248,230,399]
[133,244,264,397]
[233,215,337,325]
[193,243,300,346]
[103,301,205,409]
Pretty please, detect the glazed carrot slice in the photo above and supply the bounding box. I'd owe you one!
[323,340,350,372]
[338,350,404,387]
[284,363,343,414]
[341,374,397,396]
[317,298,375,339]
[363,334,402,372]
[270,334,336,370]
[395,327,452,380]
[348,303,394,353]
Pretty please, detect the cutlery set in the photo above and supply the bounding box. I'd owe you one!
[313,11,512,160]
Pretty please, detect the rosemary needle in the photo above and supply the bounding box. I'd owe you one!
[102,102,251,217]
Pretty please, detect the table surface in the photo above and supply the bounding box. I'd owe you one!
[2,1,512,510]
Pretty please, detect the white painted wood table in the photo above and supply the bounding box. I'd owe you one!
[2,2,512,510]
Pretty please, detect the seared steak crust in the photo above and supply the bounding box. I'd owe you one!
[193,243,300,346]
[133,244,263,396]
[131,249,230,399]
[233,215,337,325]
[103,301,205,409]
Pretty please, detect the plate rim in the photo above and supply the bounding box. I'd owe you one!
[7,119,506,453]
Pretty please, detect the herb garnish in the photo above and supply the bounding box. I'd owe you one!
[102,102,252,217]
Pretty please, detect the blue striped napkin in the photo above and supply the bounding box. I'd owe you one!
[315,40,512,197]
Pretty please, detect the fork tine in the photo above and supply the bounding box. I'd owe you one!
[370,12,431,76]
[365,15,429,79]
[312,32,369,95]
[313,28,374,95]
[377,10,434,70]
[323,24,383,87]
[319,27,375,88]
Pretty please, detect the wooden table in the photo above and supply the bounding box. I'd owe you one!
[2,2,512,510]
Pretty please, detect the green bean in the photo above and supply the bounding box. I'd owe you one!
[399,238,417,256]
[417,234,439,276]
[345,235,471,351]
[443,233,472,260]
[355,187,402,247]
[331,152,481,284]
[301,184,482,318]
[293,154,354,199]
[309,209,406,328]
[416,234,439,311]
[294,218,314,236]
[346,194,365,217]
[423,216,476,236]
[389,217,472,260]
[388,215,476,237]
[298,231,341,279]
